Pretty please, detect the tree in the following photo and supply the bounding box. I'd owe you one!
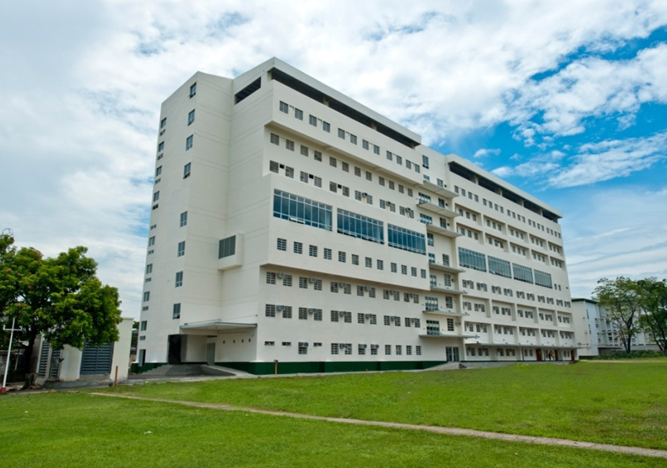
[0,234,122,379]
[637,278,667,353]
[593,277,644,353]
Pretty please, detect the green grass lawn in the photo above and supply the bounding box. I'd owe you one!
[103,361,667,450]
[1,392,665,468]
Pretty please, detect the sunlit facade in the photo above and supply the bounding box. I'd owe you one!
[138,58,580,374]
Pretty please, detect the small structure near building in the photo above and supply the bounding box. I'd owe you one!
[35,317,133,388]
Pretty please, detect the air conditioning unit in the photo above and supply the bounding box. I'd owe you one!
[276,305,285,312]
[307,308,317,314]
[371,344,379,349]
[299,342,309,347]
[339,311,346,316]
[359,344,367,349]
[365,286,372,292]
[277,273,285,279]
[365,314,373,319]
[308,277,317,283]
[362,192,368,197]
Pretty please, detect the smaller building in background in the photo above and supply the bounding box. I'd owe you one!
[35,317,134,385]
[572,298,658,356]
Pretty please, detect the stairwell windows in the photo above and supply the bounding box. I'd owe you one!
[185,135,193,150]
[175,271,183,287]
[177,241,186,257]
[183,163,191,178]
[188,110,195,125]
[173,303,181,319]
[180,211,188,227]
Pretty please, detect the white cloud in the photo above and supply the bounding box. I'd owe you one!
[549,131,667,187]
[1,0,667,318]
[508,43,667,144]
[562,187,667,298]
[492,131,667,187]
[473,148,500,158]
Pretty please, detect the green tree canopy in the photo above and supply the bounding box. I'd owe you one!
[593,277,643,353]
[637,278,667,353]
[0,234,122,376]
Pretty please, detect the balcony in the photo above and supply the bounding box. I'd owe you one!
[422,308,469,317]
[417,201,459,218]
[425,223,462,238]
[430,284,467,295]
[421,181,458,198]
[420,332,478,339]
[428,261,465,274]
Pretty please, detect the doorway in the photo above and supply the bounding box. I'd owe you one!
[206,343,216,366]
[167,335,182,364]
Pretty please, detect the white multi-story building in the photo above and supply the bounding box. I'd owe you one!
[138,58,580,374]
[572,298,658,356]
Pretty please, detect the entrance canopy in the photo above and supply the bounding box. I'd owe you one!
[180,320,257,333]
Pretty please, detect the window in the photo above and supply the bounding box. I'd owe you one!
[153,191,160,202]
[185,135,193,150]
[183,163,191,178]
[270,133,280,145]
[396,345,402,355]
[337,209,384,244]
[338,251,346,263]
[286,140,295,151]
[155,166,162,177]
[298,342,308,355]
[295,108,303,120]
[513,264,534,283]
[422,155,429,168]
[458,248,486,272]
[189,83,197,97]
[385,345,391,355]
[293,242,303,254]
[188,109,195,125]
[175,271,183,287]
[309,115,317,126]
[173,303,181,319]
[265,305,276,317]
[377,259,383,270]
[350,135,357,144]
[488,256,512,278]
[180,211,188,227]
[338,128,345,139]
[352,254,359,265]
[300,145,309,156]
[309,245,318,257]
[388,225,426,255]
[279,101,289,113]
[143,291,150,302]
[324,248,332,260]
[273,190,333,231]
[535,270,553,288]
[146,264,153,274]
[323,122,330,132]
[365,257,372,268]
[266,272,276,284]
[277,238,286,251]
[148,236,155,246]
[177,241,186,257]
[158,142,164,152]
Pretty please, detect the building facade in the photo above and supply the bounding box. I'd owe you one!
[572,298,658,356]
[138,58,580,374]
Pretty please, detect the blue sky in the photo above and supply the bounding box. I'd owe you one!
[1,1,666,318]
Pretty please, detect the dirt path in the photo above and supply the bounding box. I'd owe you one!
[90,392,667,459]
